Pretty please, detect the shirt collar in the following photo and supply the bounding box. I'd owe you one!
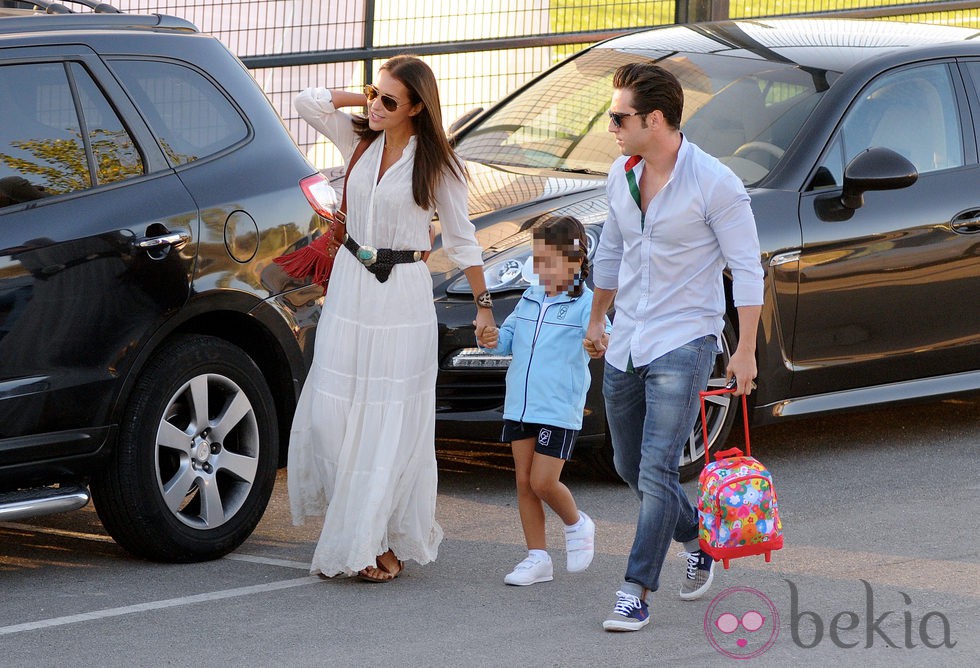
[624,133,689,175]
[524,285,576,304]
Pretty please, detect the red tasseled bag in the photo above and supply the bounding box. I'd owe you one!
[273,138,370,288]
[272,229,339,288]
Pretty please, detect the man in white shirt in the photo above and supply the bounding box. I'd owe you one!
[584,63,764,632]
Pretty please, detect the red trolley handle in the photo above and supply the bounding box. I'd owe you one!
[699,379,753,467]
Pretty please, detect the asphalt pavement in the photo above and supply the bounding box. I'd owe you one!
[1,393,978,667]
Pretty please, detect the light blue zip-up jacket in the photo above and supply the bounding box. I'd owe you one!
[484,285,611,430]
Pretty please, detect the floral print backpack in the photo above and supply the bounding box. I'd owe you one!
[697,385,783,569]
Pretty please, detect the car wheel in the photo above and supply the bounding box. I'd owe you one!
[91,334,279,562]
[679,319,739,481]
[587,320,740,483]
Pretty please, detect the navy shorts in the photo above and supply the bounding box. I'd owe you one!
[501,420,579,460]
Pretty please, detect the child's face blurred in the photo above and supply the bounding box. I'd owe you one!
[533,239,580,296]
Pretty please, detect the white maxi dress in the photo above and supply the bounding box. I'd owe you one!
[287,88,484,577]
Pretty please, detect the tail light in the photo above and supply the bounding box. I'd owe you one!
[300,173,338,220]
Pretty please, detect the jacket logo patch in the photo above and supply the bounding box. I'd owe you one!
[538,428,552,447]
[557,305,569,320]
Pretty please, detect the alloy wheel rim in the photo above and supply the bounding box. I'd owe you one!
[154,373,260,529]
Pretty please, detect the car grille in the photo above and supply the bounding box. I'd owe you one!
[435,370,506,413]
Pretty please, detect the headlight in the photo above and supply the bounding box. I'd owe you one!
[448,241,533,294]
[449,347,512,369]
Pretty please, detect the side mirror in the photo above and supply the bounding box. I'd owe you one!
[448,107,484,136]
[815,147,917,221]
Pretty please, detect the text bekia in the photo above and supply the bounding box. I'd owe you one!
[788,580,955,649]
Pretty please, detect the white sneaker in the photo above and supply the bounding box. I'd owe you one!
[504,554,554,586]
[565,511,595,573]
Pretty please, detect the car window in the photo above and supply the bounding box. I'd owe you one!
[0,63,91,207]
[963,61,980,87]
[813,63,963,189]
[109,59,248,166]
[0,62,144,210]
[453,48,826,185]
[70,63,144,187]
[960,61,980,119]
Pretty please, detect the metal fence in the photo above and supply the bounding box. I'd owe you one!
[35,0,980,168]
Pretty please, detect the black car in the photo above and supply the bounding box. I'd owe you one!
[431,17,980,480]
[0,4,334,561]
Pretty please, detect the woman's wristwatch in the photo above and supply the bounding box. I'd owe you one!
[475,290,493,309]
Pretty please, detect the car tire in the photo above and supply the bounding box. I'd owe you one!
[586,319,740,483]
[91,334,279,562]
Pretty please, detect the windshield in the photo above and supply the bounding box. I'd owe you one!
[454,48,829,185]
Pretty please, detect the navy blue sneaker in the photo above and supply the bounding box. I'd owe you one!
[602,590,650,631]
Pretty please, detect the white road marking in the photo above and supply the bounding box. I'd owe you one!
[0,576,321,636]
[1,521,320,636]
[223,553,312,570]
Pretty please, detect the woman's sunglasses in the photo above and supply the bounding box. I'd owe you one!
[607,110,645,128]
[364,84,409,112]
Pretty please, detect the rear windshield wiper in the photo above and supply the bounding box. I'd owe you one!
[553,167,607,176]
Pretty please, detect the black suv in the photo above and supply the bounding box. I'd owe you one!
[0,2,333,561]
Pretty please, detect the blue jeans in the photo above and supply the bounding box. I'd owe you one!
[603,336,716,593]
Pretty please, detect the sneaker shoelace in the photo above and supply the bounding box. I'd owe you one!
[613,591,643,616]
[680,550,699,579]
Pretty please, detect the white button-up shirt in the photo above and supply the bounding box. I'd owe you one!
[593,136,764,372]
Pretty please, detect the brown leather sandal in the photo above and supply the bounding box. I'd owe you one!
[357,555,403,583]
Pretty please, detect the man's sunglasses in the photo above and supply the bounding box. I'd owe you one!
[607,110,646,128]
[364,84,409,112]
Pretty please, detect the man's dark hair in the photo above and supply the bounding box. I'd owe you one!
[613,63,684,129]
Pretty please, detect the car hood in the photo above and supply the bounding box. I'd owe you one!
[463,159,604,219]
[419,158,605,277]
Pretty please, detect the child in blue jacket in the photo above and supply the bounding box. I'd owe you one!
[479,215,611,586]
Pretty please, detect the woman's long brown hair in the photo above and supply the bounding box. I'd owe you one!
[352,55,464,210]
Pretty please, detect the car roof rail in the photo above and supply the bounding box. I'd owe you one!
[6,0,121,12]
[0,2,198,32]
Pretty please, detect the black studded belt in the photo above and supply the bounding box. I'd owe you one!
[343,233,424,283]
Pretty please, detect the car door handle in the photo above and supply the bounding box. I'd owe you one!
[950,209,980,234]
[769,250,801,267]
[135,231,191,250]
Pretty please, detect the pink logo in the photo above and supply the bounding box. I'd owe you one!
[704,586,779,659]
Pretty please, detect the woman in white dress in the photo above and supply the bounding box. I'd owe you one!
[287,56,496,582]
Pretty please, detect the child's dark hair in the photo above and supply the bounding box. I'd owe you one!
[532,215,589,298]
